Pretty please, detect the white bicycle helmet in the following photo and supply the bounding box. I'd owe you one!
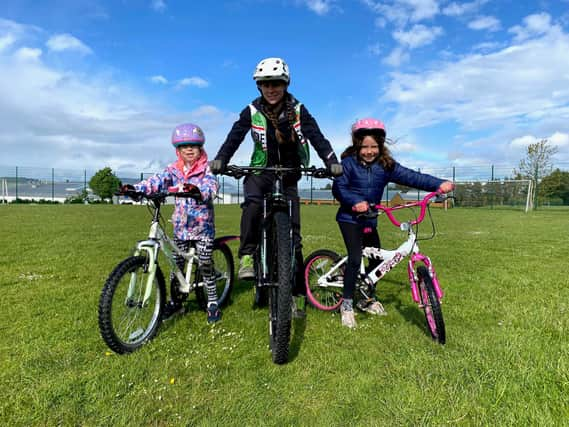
[253,57,290,84]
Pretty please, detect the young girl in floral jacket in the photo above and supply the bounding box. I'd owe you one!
[132,123,221,323]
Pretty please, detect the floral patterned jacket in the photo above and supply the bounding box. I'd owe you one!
[134,152,218,240]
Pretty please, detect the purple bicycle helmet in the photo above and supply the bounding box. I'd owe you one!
[171,123,205,147]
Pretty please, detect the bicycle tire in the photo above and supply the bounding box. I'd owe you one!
[268,210,293,364]
[416,265,446,344]
[195,243,235,310]
[98,256,166,354]
[304,249,344,311]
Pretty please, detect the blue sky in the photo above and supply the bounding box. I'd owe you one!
[1,0,569,176]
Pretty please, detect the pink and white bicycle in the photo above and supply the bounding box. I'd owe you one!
[303,191,448,344]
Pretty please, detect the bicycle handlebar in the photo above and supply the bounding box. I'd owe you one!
[361,191,448,227]
[115,189,202,202]
[221,165,333,179]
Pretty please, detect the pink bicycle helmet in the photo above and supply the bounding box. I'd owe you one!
[171,123,205,147]
[352,118,386,135]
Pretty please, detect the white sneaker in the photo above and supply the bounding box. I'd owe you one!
[340,307,357,329]
[365,300,387,316]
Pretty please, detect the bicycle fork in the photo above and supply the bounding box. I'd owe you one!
[130,240,160,307]
[407,254,444,304]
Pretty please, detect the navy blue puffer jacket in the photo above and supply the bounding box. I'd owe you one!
[332,154,444,226]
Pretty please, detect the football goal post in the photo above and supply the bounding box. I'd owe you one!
[453,179,533,212]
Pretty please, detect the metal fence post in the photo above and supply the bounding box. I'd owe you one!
[237,179,240,205]
[52,168,55,201]
[15,166,18,200]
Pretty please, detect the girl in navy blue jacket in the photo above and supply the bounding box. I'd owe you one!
[332,118,454,328]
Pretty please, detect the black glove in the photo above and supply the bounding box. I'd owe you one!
[209,159,226,175]
[120,184,135,193]
[182,183,203,201]
[328,163,343,177]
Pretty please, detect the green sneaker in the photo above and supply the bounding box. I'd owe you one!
[238,255,255,280]
[292,295,306,319]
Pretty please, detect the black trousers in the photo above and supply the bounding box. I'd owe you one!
[239,172,305,295]
[338,221,381,300]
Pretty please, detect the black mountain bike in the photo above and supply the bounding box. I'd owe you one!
[221,165,332,364]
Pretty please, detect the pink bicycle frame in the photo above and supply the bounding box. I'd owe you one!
[373,191,444,304]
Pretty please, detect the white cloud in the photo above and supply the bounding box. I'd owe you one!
[151,0,167,12]
[510,135,538,148]
[550,132,569,148]
[391,141,417,154]
[302,0,337,15]
[468,16,501,32]
[379,24,569,166]
[510,132,569,150]
[383,46,410,66]
[362,0,439,26]
[402,0,439,22]
[393,24,443,48]
[472,41,502,52]
[177,77,209,89]
[442,0,487,17]
[382,29,569,131]
[509,13,554,42]
[14,47,42,61]
[0,34,16,51]
[46,34,92,55]
[0,18,41,51]
[150,75,168,84]
[0,21,233,172]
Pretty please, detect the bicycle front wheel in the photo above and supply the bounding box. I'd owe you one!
[268,210,293,364]
[304,249,344,311]
[417,266,446,344]
[196,243,235,310]
[98,256,166,354]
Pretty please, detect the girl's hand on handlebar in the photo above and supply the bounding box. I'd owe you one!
[352,201,370,213]
[438,181,454,194]
[119,184,135,193]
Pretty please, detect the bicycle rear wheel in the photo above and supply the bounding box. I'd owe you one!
[195,243,235,310]
[304,250,344,311]
[98,256,166,354]
[268,210,293,364]
[416,266,446,344]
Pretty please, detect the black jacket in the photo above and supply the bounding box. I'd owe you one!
[215,93,338,169]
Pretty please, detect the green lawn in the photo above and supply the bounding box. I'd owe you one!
[0,204,567,425]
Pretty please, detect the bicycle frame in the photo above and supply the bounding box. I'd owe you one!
[126,196,202,307]
[313,191,445,304]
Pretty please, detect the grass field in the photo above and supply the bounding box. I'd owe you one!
[0,203,568,426]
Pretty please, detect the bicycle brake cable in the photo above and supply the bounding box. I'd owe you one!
[416,204,436,241]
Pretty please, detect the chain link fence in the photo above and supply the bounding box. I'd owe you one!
[1,163,568,209]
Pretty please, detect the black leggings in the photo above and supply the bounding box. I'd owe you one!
[239,172,305,296]
[338,221,381,300]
